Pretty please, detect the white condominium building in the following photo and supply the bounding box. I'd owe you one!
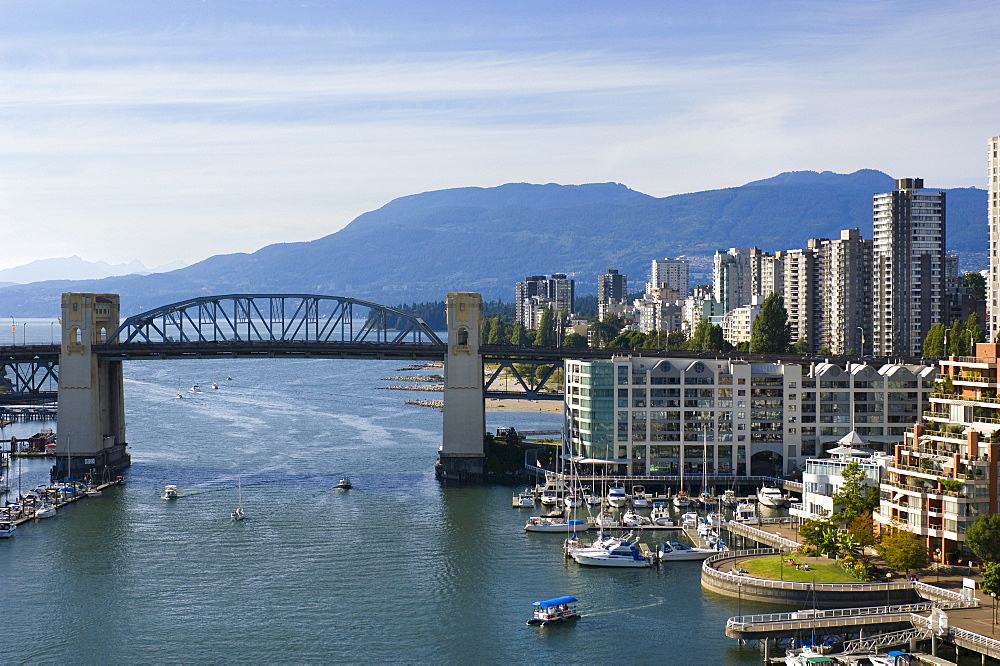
[564,356,935,478]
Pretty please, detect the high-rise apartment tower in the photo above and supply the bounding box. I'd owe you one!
[872,178,946,357]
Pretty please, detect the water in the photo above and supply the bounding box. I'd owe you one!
[2,354,768,663]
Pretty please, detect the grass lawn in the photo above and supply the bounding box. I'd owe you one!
[738,554,861,584]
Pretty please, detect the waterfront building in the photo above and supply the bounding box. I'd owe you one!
[792,438,885,521]
[990,137,1000,341]
[875,342,1000,563]
[515,274,575,328]
[564,356,935,478]
[597,269,627,319]
[872,178,946,357]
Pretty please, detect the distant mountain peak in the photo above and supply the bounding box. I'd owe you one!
[742,169,894,190]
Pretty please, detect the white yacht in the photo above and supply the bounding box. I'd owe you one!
[538,475,569,506]
[35,502,57,519]
[734,501,758,524]
[594,511,621,529]
[570,534,653,568]
[563,491,583,509]
[650,502,675,527]
[583,493,603,507]
[163,484,179,500]
[721,489,738,507]
[0,516,16,538]
[622,510,652,528]
[524,516,593,533]
[757,485,788,508]
[607,486,627,508]
[512,490,535,508]
[657,541,717,562]
[630,485,650,508]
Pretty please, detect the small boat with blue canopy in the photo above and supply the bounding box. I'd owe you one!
[526,596,580,625]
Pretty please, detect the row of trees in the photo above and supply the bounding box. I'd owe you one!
[922,312,986,358]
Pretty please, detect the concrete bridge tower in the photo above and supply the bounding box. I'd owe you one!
[437,292,485,481]
[56,293,129,480]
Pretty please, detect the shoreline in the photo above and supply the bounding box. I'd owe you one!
[486,398,563,413]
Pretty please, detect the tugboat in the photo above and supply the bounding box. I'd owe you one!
[335,477,353,490]
[526,596,580,625]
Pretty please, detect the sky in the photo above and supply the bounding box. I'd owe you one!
[1,0,998,272]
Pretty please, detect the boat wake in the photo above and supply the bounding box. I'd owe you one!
[581,597,666,618]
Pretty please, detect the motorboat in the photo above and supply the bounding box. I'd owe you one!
[175,393,184,399]
[570,534,653,567]
[630,485,650,508]
[734,501,758,524]
[563,491,583,509]
[650,502,675,527]
[526,596,580,626]
[622,510,652,528]
[867,651,909,666]
[230,507,245,521]
[607,486,627,508]
[657,541,717,561]
[784,646,835,666]
[163,484,179,500]
[583,493,603,506]
[681,511,698,527]
[513,490,535,508]
[757,485,788,508]
[594,511,621,529]
[211,382,219,390]
[0,516,16,538]
[336,477,353,490]
[189,385,200,393]
[672,490,692,508]
[721,489,738,508]
[85,485,103,497]
[226,376,233,381]
[524,516,593,533]
[538,475,569,506]
[35,502,57,519]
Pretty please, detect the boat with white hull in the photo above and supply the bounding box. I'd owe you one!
[757,485,788,508]
[524,516,593,533]
[607,486,627,508]
[657,541,717,561]
[570,535,653,568]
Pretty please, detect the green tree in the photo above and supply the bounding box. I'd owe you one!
[832,461,879,525]
[965,272,987,300]
[510,321,529,347]
[967,312,986,346]
[800,518,835,553]
[816,526,843,559]
[708,324,728,352]
[688,318,713,351]
[562,332,588,348]
[750,293,791,353]
[966,513,1000,563]
[480,317,493,345]
[982,563,1000,600]
[667,330,688,349]
[793,338,809,354]
[534,308,556,347]
[948,318,968,357]
[609,330,646,349]
[590,313,621,348]
[876,530,930,575]
[922,323,946,358]
[487,318,509,345]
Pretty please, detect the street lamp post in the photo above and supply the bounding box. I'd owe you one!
[858,327,865,356]
[992,592,996,633]
[50,321,55,345]
[886,572,892,608]
[22,323,26,346]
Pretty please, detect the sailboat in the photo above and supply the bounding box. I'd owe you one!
[231,473,245,521]
[673,456,691,507]
[698,425,713,507]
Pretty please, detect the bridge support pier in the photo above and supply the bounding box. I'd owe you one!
[55,293,129,481]
[437,293,485,483]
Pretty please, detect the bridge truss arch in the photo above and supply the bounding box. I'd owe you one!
[106,294,444,347]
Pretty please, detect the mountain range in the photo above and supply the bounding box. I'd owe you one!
[0,256,186,287]
[0,169,987,317]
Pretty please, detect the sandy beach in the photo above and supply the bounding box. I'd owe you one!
[485,397,563,413]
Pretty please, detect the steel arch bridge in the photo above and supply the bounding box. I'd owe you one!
[106,294,445,348]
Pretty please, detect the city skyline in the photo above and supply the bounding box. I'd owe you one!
[2,1,998,272]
